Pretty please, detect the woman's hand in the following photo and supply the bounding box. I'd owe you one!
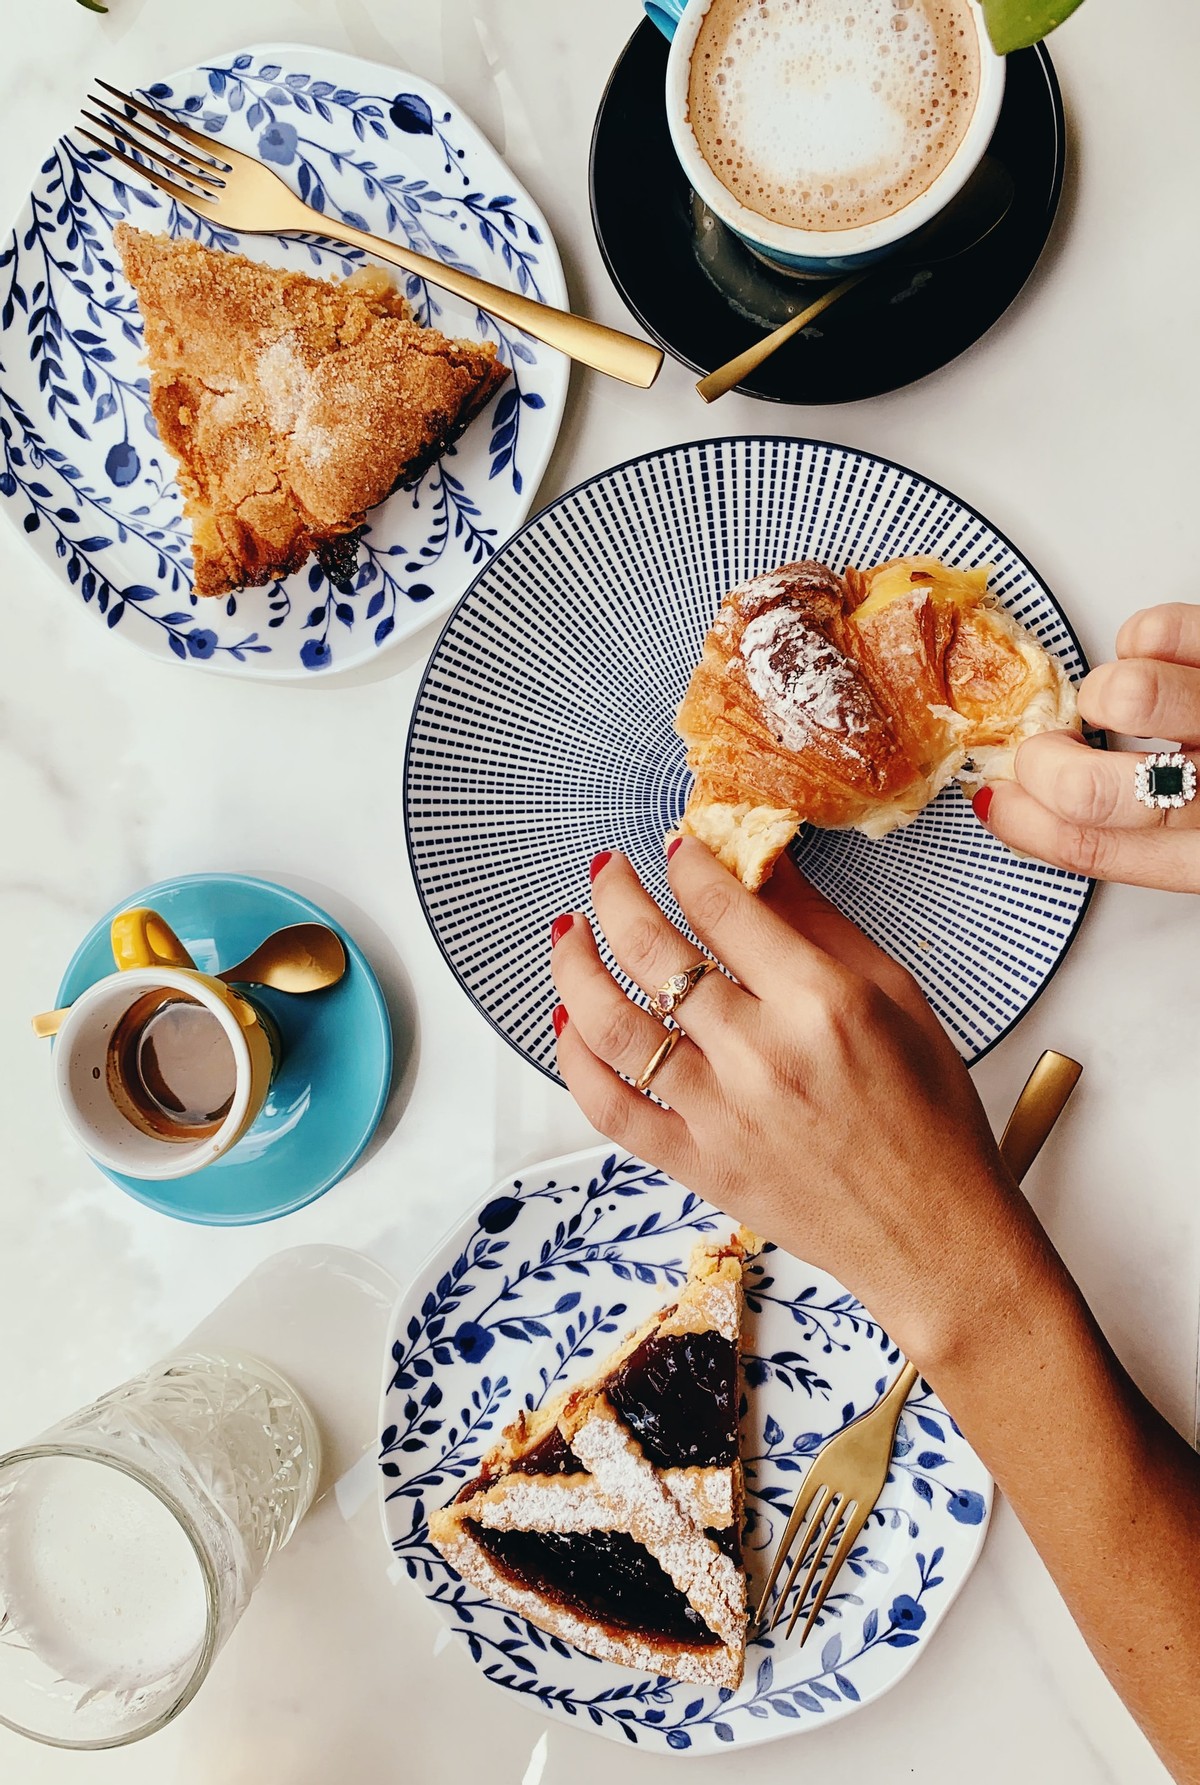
[974,603,1200,890]
[552,842,1200,1783]
[550,841,1051,1372]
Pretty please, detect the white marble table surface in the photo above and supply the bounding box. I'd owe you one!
[1,0,1197,1779]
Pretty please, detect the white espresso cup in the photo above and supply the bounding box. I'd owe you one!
[54,966,275,1182]
[645,0,1006,277]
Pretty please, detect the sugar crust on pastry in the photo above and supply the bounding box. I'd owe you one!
[115,225,508,597]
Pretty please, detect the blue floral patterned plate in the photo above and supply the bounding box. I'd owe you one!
[379,1147,992,1755]
[0,43,567,677]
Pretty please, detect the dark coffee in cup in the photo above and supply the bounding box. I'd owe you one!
[107,992,237,1143]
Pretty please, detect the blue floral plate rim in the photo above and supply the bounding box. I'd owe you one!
[403,432,1096,1084]
[55,870,393,1224]
[0,41,569,679]
[378,1144,993,1754]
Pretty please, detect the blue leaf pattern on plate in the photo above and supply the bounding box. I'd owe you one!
[0,47,566,675]
[379,1148,993,1754]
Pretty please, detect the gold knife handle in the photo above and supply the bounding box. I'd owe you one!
[316,218,663,389]
[999,1050,1083,1184]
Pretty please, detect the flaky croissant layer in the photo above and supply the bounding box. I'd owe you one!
[675,556,1079,890]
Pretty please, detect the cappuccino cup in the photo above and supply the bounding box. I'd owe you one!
[645,0,1006,277]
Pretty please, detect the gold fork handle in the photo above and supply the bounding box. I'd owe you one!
[878,1358,920,1416]
[309,218,662,389]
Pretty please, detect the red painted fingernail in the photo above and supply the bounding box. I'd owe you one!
[972,786,994,825]
[550,913,574,948]
[666,836,683,862]
[589,851,613,883]
[552,1004,569,1037]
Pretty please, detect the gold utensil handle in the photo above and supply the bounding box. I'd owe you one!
[695,273,864,404]
[999,1050,1083,1183]
[323,219,663,389]
[32,1007,69,1039]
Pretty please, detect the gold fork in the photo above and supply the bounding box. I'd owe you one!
[755,1048,1083,1645]
[75,82,663,389]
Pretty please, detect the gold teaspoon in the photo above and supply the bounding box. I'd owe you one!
[32,922,347,1037]
[696,157,1016,404]
[218,923,348,994]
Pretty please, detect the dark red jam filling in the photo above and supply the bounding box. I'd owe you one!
[467,1524,720,1647]
[707,1522,742,1563]
[607,1329,738,1469]
[509,1427,581,1475]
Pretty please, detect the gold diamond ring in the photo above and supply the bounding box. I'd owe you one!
[634,1027,682,1093]
[648,959,718,1022]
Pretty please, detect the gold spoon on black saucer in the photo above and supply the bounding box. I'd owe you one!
[696,156,1016,403]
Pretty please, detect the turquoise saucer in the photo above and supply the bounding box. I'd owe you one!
[55,873,393,1225]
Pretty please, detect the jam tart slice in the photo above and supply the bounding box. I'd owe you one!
[428,1230,756,1687]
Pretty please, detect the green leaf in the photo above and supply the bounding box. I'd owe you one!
[76,0,109,10]
[980,0,1087,54]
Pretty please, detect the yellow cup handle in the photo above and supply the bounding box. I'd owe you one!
[110,908,198,974]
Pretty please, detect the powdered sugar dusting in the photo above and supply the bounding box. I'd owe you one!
[255,335,309,433]
[661,1280,739,1342]
[571,1410,745,1648]
[664,1467,734,1525]
[474,1475,623,1533]
[471,1465,734,1532]
[295,423,335,469]
[728,568,797,607]
[741,606,876,751]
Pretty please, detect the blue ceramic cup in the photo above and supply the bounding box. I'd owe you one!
[644,0,1006,278]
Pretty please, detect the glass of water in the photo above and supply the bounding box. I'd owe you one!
[0,1347,320,1748]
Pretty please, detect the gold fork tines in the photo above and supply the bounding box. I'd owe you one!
[755,1365,915,1645]
[83,94,227,187]
[72,81,663,387]
[79,114,222,202]
[94,80,233,166]
[754,1048,1083,1647]
[776,1490,846,1632]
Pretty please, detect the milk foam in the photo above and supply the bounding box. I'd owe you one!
[688,0,979,231]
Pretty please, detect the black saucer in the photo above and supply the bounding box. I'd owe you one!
[589,22,1065,404]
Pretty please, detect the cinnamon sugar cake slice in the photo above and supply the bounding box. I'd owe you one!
[428,1231,756,1687]
[114,225,508,598]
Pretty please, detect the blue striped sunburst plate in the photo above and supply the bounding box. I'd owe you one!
[405,436,1093,1078]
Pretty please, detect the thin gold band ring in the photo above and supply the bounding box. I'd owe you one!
[648,958,718,1022]
[634,1027,681,1093]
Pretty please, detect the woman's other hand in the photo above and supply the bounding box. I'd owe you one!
[974,603,1200,890]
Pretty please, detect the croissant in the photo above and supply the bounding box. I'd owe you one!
[675,555,1078,890]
